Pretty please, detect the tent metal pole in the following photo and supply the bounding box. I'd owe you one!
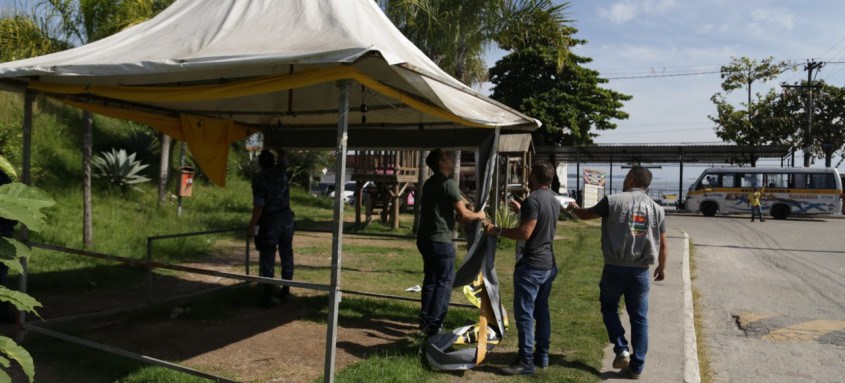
[609,156,613,195]
[491,128,501,224]
[18,91,34,328]
[177,142,186,217]
[412,150,425,234]
[324,80,350,383]
[576,148,581,205]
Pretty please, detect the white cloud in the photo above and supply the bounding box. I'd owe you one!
[598,0,678,24]
[599,1,638,23]
[749,8,794,32]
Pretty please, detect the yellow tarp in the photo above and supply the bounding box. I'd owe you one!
[30,66,487,128]
[59,100,249,186]
[36,66,490,187]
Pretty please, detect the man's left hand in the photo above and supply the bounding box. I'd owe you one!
[653,265,665,281]
[484,223,498,236]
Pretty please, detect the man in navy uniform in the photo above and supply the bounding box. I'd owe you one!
[248,144,295,307]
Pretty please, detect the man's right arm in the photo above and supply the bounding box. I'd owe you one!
[654,231,668,281]
[454,199,486,223]
[568,196,608,220]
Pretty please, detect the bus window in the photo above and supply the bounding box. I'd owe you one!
[793,174,809,189]
[697,174,718,189]
[810,174,836,189]
[720,174,737,188]
[740,173,762,188]
[766,173,789,188]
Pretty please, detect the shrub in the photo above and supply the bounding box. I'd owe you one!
[92,148,151,193]
[0,156,52,383]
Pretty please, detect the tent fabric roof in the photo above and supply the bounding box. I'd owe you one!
[0,0,539,131]
[535,144,793,164]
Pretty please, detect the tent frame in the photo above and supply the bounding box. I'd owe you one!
[12,82,503,382]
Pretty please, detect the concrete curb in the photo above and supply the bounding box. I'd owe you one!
[680,230,702,383]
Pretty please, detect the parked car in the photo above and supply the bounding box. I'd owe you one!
[555,195,575,217]
[328,181,374,205]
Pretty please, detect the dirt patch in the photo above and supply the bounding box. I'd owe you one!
[18,231,424,382]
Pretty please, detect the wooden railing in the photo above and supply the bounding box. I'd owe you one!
[352,150,419,179]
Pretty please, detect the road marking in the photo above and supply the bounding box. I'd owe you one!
[763,320,845,341]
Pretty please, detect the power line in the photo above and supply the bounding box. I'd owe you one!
[605,70,721,80]
[818,36,845,59]
[601,127,714,136]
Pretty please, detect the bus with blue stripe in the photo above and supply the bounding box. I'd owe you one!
[685,167,843,219]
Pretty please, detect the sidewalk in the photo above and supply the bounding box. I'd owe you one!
[600,230,698,382]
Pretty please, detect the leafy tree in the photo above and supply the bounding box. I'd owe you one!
[385,0,572,85]
[777,81,845,167]
[709,56,793,166]
[489,38,631,146]
[0,156,54,383]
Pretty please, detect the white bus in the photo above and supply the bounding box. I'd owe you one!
[685,167,843,219]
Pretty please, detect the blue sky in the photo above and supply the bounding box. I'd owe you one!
[481,0,845,189]
[486,0,845,171]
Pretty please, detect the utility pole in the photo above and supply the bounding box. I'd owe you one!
[804,60,823,167]
[781,60,823,168]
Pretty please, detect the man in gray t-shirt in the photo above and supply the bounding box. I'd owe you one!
[568,165,668,379]
[486,161,559,375]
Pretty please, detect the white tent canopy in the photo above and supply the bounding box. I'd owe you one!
[0,1,537,382]
[0,0,539,133]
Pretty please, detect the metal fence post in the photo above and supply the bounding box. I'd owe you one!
[146,237,153,303]
[245,234,250,276]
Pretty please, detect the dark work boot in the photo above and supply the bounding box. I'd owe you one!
[277,285,290,300]
[260,284,278,308]
[503,359,535,375]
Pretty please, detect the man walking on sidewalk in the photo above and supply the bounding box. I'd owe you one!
[567,165,668,379]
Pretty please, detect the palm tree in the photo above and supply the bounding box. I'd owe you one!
[385,0,572,86]
[0,0,174,247]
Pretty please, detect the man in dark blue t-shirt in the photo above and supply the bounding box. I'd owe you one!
[486,161,560,375]
[248,145,295,307]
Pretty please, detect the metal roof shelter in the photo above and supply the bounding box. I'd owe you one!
[536,144,793,203]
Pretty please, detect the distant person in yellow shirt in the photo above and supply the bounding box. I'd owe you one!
[748,187,765,222]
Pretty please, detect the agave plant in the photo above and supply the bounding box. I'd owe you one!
[92,148,151,193]
[494,200,520,249]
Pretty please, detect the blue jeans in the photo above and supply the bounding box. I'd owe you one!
[513,264,558,365]
[600,264,650,374]
[259,218,295,280]
[417,238,455,333]
[751,205,764,221]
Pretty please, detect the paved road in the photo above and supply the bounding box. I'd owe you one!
[669,215,845,383]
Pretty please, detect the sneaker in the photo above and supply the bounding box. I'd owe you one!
[533,353,549,369]
[627,368,641,380]
[613,350,630,369]
[502,359,535,376]
[421,324,442,337]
